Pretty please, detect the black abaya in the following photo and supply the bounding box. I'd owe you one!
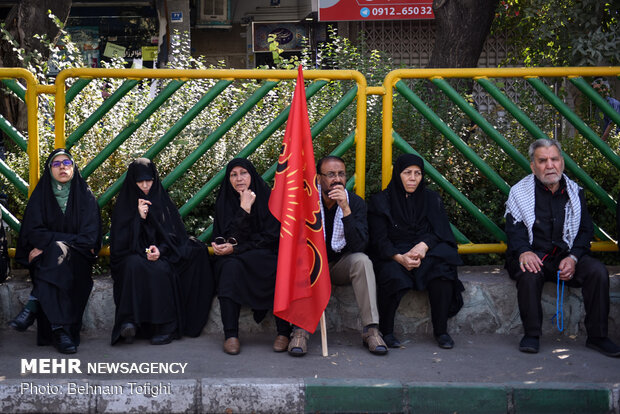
[15,148,102,346]
[110,158,214,344]
[367,154,464,334]
[212,158,281,322]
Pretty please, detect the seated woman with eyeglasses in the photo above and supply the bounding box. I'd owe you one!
[110,158,214,346]
[211,158,291,355]
[10,149,102,354]
[367,154,464,350]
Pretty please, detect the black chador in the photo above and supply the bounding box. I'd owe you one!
[368,153,463,347]
[212,158,290,352]
[14,149,101,352]
[110,158,214,345]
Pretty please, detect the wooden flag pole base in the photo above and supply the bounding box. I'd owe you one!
[320,312,328,357]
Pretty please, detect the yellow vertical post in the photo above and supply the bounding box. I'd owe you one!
[54,79,66,149]
[25,73,39,195]
[381,72,397,189]
[353,72,367,198]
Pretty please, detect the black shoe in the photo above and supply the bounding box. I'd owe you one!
[519,335,539,353]
[586,337,620,358]
[151,333,174,345]
[383,333,402,348]
[120,322,136,344]
[53,329,77,354]
[435,333,454,349]
[8,307,36,331]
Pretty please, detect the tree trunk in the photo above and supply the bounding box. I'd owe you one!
[0,0,72,136]
[428,0,499,68]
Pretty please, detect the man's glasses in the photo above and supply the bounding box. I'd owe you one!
[214,237,238,246]
[320,171,346,179]
[51,159,74,168]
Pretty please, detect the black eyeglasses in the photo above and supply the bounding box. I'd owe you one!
[320,171,346,179]
[214,237,238,246]
[51,159,74,168]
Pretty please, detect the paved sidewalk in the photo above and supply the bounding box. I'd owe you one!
[1,329,619,413]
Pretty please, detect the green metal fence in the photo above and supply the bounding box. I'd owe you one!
[382,67,620,254]
[0,66,618,257]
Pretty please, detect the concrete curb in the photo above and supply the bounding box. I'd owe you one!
[1,378,617,413]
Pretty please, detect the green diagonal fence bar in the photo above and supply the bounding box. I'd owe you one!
[65,78,93,105]
[95,79,231,207]
[0,158,28,196]
[432,78,530,172]
[309,86,358,135]
[526,77,620,170]
[570,77,620,128]
[161,80,279,190]
[393,130,503,243]
[1,202,20,232]
[85,79,186,182]
[260,88,359,186]
[180,80,346,216]
[66,79,140,149]
[394,80,511,195]
[1,79,26,102]
[177,80,328,218]
[0,114,28,152]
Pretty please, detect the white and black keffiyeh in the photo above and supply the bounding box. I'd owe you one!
[505,174,581,249]
[318,183,348,252]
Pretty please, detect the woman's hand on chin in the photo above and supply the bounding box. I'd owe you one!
[239,189,256,213]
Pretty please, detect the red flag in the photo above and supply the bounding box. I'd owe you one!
[269,65,331,333]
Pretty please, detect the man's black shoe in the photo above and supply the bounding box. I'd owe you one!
[586,337,620,358]
[519,335,539,353]
[150,333,174,345]
[120,322,136,344]
[383,333,402,348]
[435,333,455,349]
[53,329,77,354]
[8,307,36,331]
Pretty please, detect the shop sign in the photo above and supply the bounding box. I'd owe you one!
[252,22,309,53]
[319,0,434,21]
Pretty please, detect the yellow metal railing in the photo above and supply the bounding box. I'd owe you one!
[1,66,619,256]
[53,68,369,198]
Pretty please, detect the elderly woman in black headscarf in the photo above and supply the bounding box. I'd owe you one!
[212,158,291,355]
[367,153,464,350]
[110,158,214,346]
[10,149,101,354]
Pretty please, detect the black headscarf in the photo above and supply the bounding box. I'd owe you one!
[15,148,101,266]
[213,158,279,251]
[385,153,431,238]
[110,158,188,267]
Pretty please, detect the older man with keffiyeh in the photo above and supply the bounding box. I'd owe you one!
[287,156,387,357]
[505,138,619,357]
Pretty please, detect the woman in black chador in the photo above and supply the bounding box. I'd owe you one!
[368,154,464,350]
[10,149,101,354]
[212,158,291,355]
[110,158,214,346]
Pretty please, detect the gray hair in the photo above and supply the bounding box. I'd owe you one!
[528,139,562,162]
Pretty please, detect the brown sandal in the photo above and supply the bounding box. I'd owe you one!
[287,329,309,357]
[362,327,388,355]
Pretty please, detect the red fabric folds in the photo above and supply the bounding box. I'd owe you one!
[268,65,331,333]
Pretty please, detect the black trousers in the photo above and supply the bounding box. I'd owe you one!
[219,297,291,339]
[378,278,453,337]
[508,254,609,338]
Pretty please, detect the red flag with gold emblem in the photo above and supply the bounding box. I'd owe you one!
[268,65,331,333]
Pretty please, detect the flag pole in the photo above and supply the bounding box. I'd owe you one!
[320,312,328,357]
